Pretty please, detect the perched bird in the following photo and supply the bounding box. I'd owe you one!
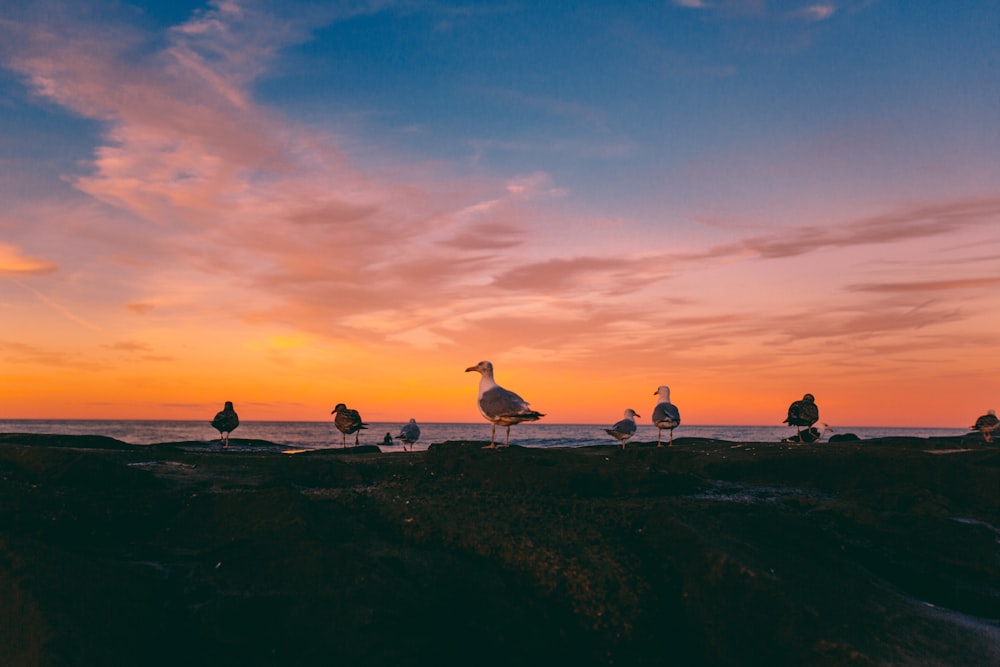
[783,393,819,439]
[465,360,544,448]
[971,409,999,443]
[331,403,368,447]
[605,408,640,449]
[395,418,421,452]
[211,401,239,449]
[782,422,832,444]
[652,386,681,447]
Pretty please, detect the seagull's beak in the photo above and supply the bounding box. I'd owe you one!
[635,413,641,418]
[465,365,478,373]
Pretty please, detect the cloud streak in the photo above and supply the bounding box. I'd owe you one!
[0,243,57,275]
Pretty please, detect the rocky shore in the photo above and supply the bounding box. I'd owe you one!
[1,433,998,666]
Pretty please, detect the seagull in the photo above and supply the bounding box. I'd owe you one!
[331,403,368,447]
[652,386,681,447]
[783,393,819,439]
[605,408,640,449]
[395,418,421,452]
[971,409,999,443]
[211,401,239,449]
[465,360,544,448]
[782,422,833,444]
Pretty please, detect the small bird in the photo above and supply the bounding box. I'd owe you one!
[465,360,544,448]
[782,422,833,444]
[971,409,999,443]
[331,403,368,447]
[652,386,681,447]
[395,418,421,452]
[605,408,640,449]
[783,393,819,439]
[211,401,239,449]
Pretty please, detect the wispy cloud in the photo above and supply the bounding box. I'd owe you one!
[0,243,57,275]
[793,4,837,22]
[689,197,1000,262]
[847,277,1000,293]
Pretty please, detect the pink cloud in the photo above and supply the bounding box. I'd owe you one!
[0,243,57,275]
[688,197,1000,262]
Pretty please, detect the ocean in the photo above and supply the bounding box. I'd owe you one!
[0,420,966,452]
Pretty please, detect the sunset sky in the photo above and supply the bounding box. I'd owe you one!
[1,0,998,426]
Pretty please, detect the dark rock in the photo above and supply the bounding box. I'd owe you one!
[1,434,998,666]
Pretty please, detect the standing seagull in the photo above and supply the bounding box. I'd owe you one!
[605,408,640,449]
[211,401,239,449]
[465,360,544,448]
[783,393,819,440]
[331,403,368,447]
[971,409,999,443]
[395,418,421,452]
[652,386,681,447]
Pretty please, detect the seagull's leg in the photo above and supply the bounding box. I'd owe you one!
[669,429,674,447]
[504,425,511,447]
[657,428,662,447]
[485,423,496,449]
[355,433,360,446]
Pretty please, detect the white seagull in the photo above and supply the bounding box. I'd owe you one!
[652,386,681,447]
[395,418,421,452]
[465,360,544,448]
[605,408,640,449]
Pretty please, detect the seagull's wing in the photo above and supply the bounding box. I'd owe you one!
[609,418,637,436]
[652,402,680,425]
[480,386,533,418]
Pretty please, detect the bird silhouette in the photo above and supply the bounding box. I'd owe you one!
[783,393,819,440]
[971,409,999,443]
[211,401,239,449]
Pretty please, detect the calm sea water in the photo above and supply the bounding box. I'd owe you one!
[0,420,966,452]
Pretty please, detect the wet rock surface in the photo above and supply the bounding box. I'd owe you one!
[1,434,998,666]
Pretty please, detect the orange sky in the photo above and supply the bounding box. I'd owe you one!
[2,2,999,427]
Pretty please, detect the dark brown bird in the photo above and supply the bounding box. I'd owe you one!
[783,393,819,440]
[971,409,999,443]
[331,403,368,447]
[211,401,239,448]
